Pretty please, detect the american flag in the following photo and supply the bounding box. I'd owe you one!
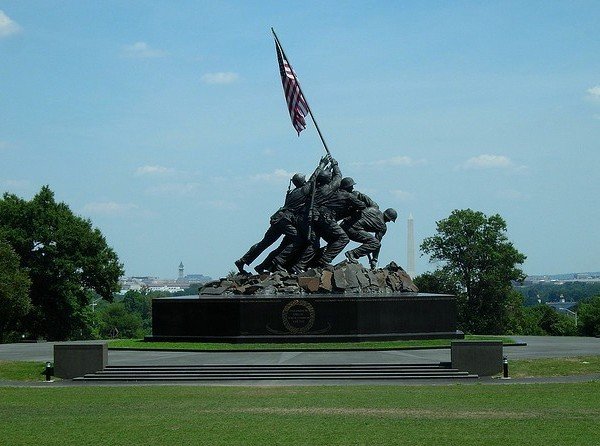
[275,38,309,135]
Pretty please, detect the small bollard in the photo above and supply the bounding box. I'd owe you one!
[44,361,54,382]
[501,356,510,380]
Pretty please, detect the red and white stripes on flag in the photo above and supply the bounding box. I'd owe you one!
[275,38,309,135]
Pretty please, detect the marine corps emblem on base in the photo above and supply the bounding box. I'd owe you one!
[282,299,315,334]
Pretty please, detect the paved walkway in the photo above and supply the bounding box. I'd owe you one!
[2,373,599,388]
[1,336,599,387]
[1,336,599,366]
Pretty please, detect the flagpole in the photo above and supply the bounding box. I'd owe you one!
[271,28,332,157]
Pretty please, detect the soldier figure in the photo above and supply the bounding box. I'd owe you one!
[235,156,328,274]
[341,207,398,270]
[296,157,358,268]
[339,177,379,209]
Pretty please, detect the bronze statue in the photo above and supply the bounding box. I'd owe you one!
[342,207,397,269]
[235,154,398,274]
[235,156,329,274]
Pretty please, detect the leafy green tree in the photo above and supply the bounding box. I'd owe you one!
[122,290,153,332]
[578,296,600,337]
[517,305,577,336]
[413,270,461,295]
[421,209,526,334]
[0,238,32,342]
[98,303,145,339]
[0,186,123,340]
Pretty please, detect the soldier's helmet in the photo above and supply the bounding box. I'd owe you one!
[383,208,398,222]
[291,173,306,187]
[316,170,332,185]
[340,177,356,191]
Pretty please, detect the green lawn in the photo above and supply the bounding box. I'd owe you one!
[510,355,600,377]
[0,360,46,382]
[2,355,599,382]
[109,334,517,351]
[1,383,599,445]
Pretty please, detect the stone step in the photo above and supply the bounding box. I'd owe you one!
[76,374,476,381]
[102,366,451,373]
[90,371,468,377]
[73,362,478,381]
[105,363,447,369]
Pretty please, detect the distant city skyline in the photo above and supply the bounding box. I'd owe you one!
[1,2,599,278]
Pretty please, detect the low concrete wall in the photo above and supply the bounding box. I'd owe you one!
[451,341,503,377]
[54,343,107,379]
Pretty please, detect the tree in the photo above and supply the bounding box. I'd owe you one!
[517,305,577,336]
[122,290,153,333]
[98,303,145,339]
[413,270,461,295]
[421,209,526,334]
[0,238,32,342]
[0,186,123,340]
[578,296,600,337]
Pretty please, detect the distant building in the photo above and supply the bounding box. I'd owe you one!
[117,263,212,294]
[148,285,185,293]
[184,274,211,283]
[546,295,577,316]
[178,262,184,281]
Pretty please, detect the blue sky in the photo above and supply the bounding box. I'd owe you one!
[1,1,599,279]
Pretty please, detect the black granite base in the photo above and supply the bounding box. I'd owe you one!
[146,293,463,343]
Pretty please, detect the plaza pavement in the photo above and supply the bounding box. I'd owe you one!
[1,336,599,366]
[1,336,599,386]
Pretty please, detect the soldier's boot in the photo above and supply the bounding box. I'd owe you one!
[345,251,359,264]
[235,259,246,274]
[254,261,269,274]
[269,259,288,274]
[290,264,305,275]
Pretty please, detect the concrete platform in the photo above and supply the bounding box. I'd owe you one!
[1,336,599,367]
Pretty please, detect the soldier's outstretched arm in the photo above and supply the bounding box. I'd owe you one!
[330,158,342,184]
[307,156,328,184]
[356,191,379,209]
[347,192,367,215]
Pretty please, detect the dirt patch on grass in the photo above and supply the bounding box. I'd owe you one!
[197,406,600,420]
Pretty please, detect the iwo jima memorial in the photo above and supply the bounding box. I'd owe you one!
[148,30,463,343]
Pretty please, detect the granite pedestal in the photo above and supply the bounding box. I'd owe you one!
[54,343,107,379]
[451,340,503,376]
[146,293,463,343]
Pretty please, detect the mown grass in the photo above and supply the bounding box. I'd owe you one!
[109,334,517,351]
[0,361,45,382]
[0,383,599,445]
[510,355,600,377]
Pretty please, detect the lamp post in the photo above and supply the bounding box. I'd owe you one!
[90,297,102,312]
[564,308,578,327]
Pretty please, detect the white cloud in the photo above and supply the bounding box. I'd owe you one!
[201,72,239,85]
[83,201,138,215]
[351,156,425,168]
[586,85,600,100]
[390,189,414,201]
[250,168,293,182]
[135,165,176,176]
[206,200,238,211]
[0,10,21,38]
[458,155,526,171]
[1,179,30,191]
[122,42,167,59]
[145,182,201,196]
